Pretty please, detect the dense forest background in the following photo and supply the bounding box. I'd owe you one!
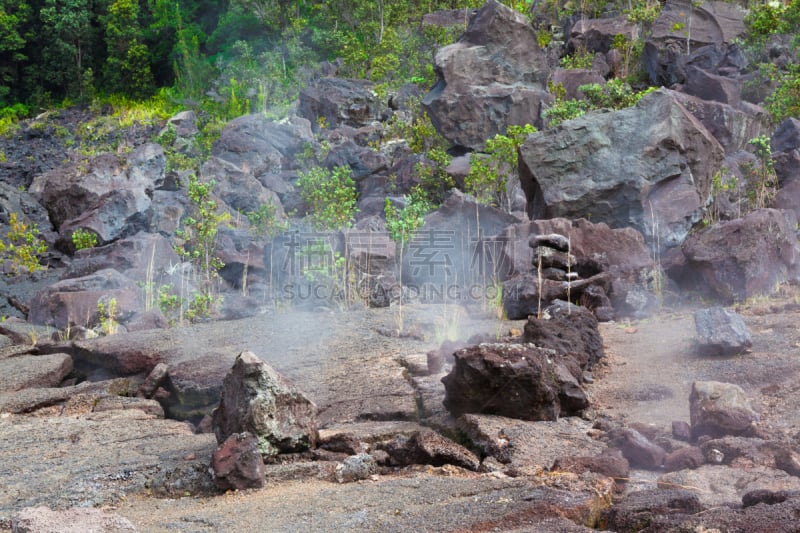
[2,0,800,127]
[0,0,500,116]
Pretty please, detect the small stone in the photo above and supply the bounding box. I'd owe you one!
[694,307,752,356]
[211,432,266,491]
[335,453,378,483]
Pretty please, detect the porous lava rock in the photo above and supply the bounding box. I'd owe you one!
[442,343,588,421]
[211,431,267,491]
[212,351,318,459]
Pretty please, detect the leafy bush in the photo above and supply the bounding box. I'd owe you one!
[466,124,537,210]
[0,213,48,275]
[296,165,358,230]
[765,68,800,123]
[246,200,287,239]
[71,228,98,250]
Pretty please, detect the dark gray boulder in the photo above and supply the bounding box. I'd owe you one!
[519,89,724,251]
[212,351,318,459]
[694,306,752,355]
[298,78,382,132]
[422,0,552,150]
[617,428,667,470]
[772,117,800,185]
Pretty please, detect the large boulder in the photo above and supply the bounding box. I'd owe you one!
[441,343,589,421]
[64,232,181,281]
[522,304,604,369]
[493,218,655,318]
[298,78,382,132]
[772,117,800,185]
[201,155,286,215]
[567,16,638,55]
[212,113,312,176]
[29,144,166,248]
[422,0,552,150]
[693,306,752,356]
[519,89,724,251]
[212,351,318,459]
[666,208,800,302]
[689,380,759,438]
[0,353,73,391]
[644,0,747,87]
[28,268,140,329]
[399,189,519,290]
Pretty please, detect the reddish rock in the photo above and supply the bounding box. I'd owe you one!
[690,381,759,438]
[664,447,706,472]
[138,362,169,398]
[522,304,604,369]
[552,454,630,480]
[211,432,266,491]
[672,420,693,442]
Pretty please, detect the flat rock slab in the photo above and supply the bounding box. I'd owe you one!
[458,414,606,473]
[0,410,216,518]
[116,473,612,532]
[0,378,140,414]
[12,506,137,533]
[658,464,800,507]
[0,353,72,391]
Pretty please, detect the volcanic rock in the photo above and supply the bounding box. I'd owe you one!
[694,306,752,355]
[212,431,267,491]
[669,208,800,302]
[603,488,705,532]
[617,428,666,470]
[0,353,72,391]
[212,351,318,459]
[422,0,552,150]
[298,78,382,131]
[383,428,480,471]
[442,343,588,421]
[334,453,378,483]
[522,304,604,369]
[664,446,705,472]
[689,380,759,438]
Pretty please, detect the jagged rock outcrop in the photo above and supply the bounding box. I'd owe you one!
[422,0,552,150]
[519,89,724,252]
[211,432,267,490]
[212,351,318,459]
[442,343,589,421]
[298,78,383,132]
[29,144,166,249]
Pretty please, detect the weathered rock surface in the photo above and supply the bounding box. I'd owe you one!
[212,351,318,459]
[0,353,72,391]
[334,453,378,483]
[603,488,704,532]
[298,78,382,131]
[658,464,800,507]
[28,268,140,329]
[211,432,267,491]
[12,506,137,533]
[519,89,724,251]
[690,380,759,438]
[668,208,800,302]
[29,143,166,247]
[442,343,588,421]
[458,414,605,472]
[0,410,216,515]
[694,306,752,355]
[422,0,552,150]
[617,428,666,470]
[383,428,480,471]
[493,218,655,318]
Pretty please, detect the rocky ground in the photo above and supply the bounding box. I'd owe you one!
[3,291,800,532]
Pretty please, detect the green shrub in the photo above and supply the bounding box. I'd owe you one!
[466,124,537,210]
[0,213,48,275]
[246,200,287,239]
[71,228,98,250]
[296,165,358,230]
